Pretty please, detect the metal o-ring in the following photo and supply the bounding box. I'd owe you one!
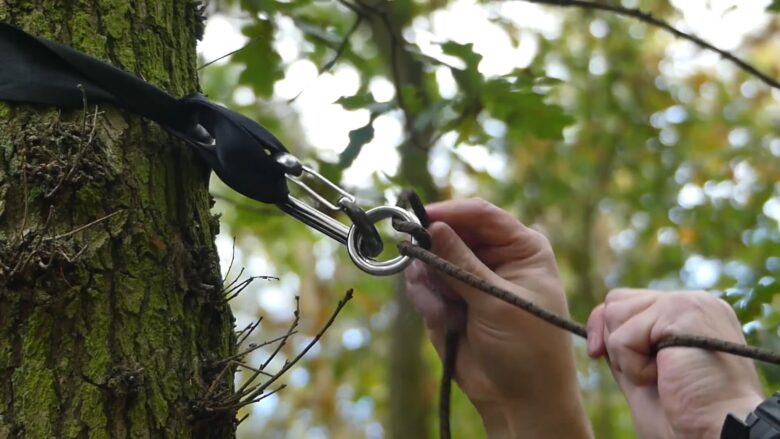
[347,205,420,276]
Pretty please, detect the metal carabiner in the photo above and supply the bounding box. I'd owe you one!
[274,153,419,276]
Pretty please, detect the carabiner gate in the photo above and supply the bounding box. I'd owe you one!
[274,153,419,276]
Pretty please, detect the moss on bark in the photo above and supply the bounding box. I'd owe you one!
[0,1,236,437]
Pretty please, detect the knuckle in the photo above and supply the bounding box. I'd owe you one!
[603,305,622,331]
[668,291,710,315]
[668,291,698,308]
[587,303,605,328]
[605,288,632,304]
[467,197,493,213]
[715,296,735,314]
[528,228,553,253]
[605,329,625,352]
[713,296,740,325]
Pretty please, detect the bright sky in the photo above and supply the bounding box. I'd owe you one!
[198,0,773,188]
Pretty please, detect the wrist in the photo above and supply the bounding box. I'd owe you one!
[684,393,765,439]
[713,393,765,435]
[724,393,765,419]
[479,400,520,439]
[479,393,592,438]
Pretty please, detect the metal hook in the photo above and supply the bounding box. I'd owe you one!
[275,153,353,245]
[274,153,417,276]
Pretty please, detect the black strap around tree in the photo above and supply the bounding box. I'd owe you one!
[0,22,290,204]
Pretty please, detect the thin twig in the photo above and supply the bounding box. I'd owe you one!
[235,361,275,378]
[237,384,287,407]
[217,331,300,366]
[237,289,354,406]
[342,0,426,149]
[260,296,301,370]
[54,210,123,240]
[224,275,278,302]
[320,16,363,73]
[521,0,780,91]
[46,106,101,199]
[204,361,235,401]
[225,237,237,281]
[236,319,263,347]
[223,267,247,293]
[287,7,365,103]
[207,384,287,413]
[20,150,29,234]
[198,38,261,70]
[232,297,301,400]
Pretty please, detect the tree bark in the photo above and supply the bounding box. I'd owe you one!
[0,2,236,438]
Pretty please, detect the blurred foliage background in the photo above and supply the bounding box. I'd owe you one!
[195,0,780,437]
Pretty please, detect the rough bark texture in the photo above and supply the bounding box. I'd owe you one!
[0,1,236,438]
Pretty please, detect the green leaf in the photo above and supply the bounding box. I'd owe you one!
[233,20,283,97]
[768,0,780,12]
[481,79,572,140]
[441,41,483,94]
[336,94,376,110]
[339,123,375,168]
[441,41,482,69]
[337,94,395,114]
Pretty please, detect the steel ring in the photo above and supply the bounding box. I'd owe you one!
[347,205,420,276]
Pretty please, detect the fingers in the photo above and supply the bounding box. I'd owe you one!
[404,261,444,326]
[586,304,606,357]
[603,292,657,335]
[426,221,505,309]
[647,292,748,349]
[425,199,547,258]
[603,309,659,385]
[404,260,466,332]
[587,290,657,358]
[589,289,663,385]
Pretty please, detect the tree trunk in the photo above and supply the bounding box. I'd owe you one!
[365,3,440,437]
[0,2,236,438]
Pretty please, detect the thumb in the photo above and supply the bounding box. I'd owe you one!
[427,221,502,308]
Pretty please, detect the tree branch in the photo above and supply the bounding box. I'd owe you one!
[320,16,363,74]
[521,0,780,90]
[236,289,353,407]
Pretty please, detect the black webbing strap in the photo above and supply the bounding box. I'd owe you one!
[0,22,290,204]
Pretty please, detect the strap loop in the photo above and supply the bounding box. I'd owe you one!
[339,198,384,258]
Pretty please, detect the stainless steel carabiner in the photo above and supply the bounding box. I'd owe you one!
[274,153,418,276]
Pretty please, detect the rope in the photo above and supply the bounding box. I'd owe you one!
[398,241,780,364]
[394,192,458,439]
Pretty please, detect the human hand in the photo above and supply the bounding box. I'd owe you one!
[404,199,590,438]
[587,289,764,439]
